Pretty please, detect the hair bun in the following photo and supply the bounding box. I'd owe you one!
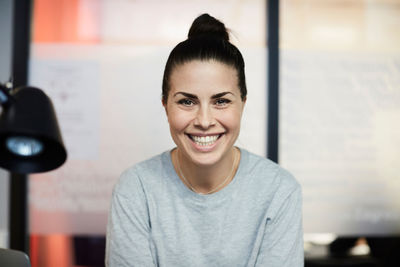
[188,14,229,41]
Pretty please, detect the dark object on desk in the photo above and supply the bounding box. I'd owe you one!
[74,236,106,267]
[306,256,380,267]
[329,237,358,257]
[318,236,400,267]
[0,85,67,173]
[368,237,400,267]
[0,248,31,267]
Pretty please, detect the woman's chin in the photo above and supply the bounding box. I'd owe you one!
[186,147,230,167]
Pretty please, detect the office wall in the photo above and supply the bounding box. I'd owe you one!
[0,0,13,248]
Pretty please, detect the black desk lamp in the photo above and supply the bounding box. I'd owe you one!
[0,82,67,173]
[0,81,67,255]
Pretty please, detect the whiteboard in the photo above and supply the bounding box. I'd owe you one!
[280,50,400,235]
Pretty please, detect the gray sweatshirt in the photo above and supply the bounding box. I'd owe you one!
[106,148,303,267]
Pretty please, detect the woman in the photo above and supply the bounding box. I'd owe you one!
[106,14,303,267]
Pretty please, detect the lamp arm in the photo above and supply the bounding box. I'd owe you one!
[0,81,15,107]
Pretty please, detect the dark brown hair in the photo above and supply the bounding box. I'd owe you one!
[162,14,247,103]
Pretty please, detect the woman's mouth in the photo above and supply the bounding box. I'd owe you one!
[187,134,222,146]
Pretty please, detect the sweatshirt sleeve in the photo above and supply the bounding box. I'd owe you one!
[105,169,156,267]
[255,185,304,267]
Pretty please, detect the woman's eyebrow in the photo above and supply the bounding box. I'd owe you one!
[211,92,233,99]
[173,92,198,99]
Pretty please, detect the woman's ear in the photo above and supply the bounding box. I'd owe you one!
[162,99,168,115]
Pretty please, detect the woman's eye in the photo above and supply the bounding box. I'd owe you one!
[215,98,231,106]
[178,99,195,106]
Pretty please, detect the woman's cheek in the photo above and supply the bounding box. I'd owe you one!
[168,109,192,130]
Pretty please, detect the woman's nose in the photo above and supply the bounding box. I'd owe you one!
[194,106,215,129]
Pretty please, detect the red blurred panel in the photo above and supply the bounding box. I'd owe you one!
[30,234,74,267]
[30,235,39,267]
[32,0,100,43]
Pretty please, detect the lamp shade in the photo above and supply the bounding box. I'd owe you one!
[0,86,67,173]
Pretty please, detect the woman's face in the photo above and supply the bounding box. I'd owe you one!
[164,60,245,166]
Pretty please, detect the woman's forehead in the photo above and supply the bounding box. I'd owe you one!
[169,60,239,94]
[173,59,236,73]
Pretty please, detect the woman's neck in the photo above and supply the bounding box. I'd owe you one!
[173,147,240,195]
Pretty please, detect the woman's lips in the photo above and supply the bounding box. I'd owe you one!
[186,133,223,147]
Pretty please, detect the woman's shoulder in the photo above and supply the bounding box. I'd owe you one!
[113,150,171,197]
[240,148,301,193]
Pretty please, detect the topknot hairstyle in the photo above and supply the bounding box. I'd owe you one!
[162,13,247,103]
[188,14,229,41]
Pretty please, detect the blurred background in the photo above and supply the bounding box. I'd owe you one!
[0,0,399,266]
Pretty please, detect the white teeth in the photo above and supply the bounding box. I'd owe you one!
[191,135,219,146]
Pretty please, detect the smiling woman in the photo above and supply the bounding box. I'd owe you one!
[106,14,304,267]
